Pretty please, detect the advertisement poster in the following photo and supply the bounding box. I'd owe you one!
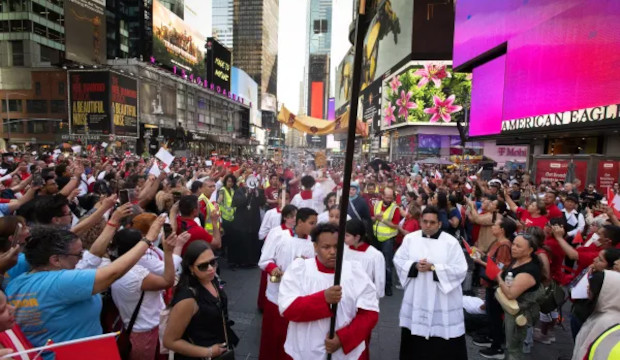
[110,73,138,137]
[417,134,442,156]
[69,71,110,135]
[139,82,177,120]
[360,80,382,132]
[231,67,259,125]
[335,47,354,111]
[206,38,231,92]
[64,0,106,65]
[535,160,588,190]
[597,160,619,190]
[361,0,413,91]
[382,61,471,129]
[152,0,206,76]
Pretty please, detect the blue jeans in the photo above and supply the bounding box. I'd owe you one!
[377,237,395,290]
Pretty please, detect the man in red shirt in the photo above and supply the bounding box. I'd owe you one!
[176,195,221,254]
[544,190,563,219]
[549,222,620,284]
[264,173,281,209]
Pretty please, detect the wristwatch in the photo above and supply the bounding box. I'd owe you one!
[430,265,436,272]
[141,237,154,247]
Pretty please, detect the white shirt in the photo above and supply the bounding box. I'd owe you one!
[278,258,379,360]
[563,208,585,237]
[394,230,468,340]
[343,245,386,298]
[259,226,314,305]
[290,188,325,214]
[259,208,282,240]
[111,265,163,332]
[317,211,350,225]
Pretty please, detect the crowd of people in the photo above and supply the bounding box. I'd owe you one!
[0,148,617,360]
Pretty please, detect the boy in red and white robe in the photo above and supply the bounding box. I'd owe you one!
[257,204,296,311]
[291,175,324,214]
[278,223,379,360]
[258,208,318,360]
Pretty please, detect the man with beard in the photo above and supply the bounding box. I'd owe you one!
[372,187,401,296]
[394,206,468,360]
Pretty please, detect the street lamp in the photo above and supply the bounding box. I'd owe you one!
[5,92,27,144]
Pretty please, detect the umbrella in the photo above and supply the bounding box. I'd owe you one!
[368,158,390,172]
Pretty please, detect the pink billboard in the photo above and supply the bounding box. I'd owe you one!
[456,0,620,137]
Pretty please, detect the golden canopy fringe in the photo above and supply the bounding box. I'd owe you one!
[277,106,369,137]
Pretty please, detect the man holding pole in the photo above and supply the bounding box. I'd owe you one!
[278,223,379,360]
[393,206,468,359]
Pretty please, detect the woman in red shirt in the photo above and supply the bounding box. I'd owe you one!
[504,188,548,229]
[396,203,421,247]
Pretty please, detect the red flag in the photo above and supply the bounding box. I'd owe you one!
[485,257,502,280]
[573,231,584,245]
[608,187,614,204]
[463,240,472,255]
[54,334,120,360]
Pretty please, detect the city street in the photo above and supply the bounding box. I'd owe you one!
[221,262,575,360]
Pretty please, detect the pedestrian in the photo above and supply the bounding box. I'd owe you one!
[278,223,379,360]
[229,181,265,267]
[372,187,401,296]
[163,241,238,359]
[394,206,469,360]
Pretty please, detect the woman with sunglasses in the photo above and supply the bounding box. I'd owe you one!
[491,233,542,360]
[164,240,238,360]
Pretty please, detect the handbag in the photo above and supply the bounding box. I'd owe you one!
[117,291,145,360]
[188,286,235,360]
[539,280,566,314]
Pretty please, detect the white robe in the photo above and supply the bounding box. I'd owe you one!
[393,230,468,340]
[343,245,386,299]
[278,258,379,360]
[291,188,325,214]
[259,208,282,240]
[258,230,315,305]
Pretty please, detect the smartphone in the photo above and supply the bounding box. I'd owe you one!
[172,191,182,203]
[11,223,22,247]
[163,223,173,238]
[119,189,130,205]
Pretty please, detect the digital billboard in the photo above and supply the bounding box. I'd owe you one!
[456,0,620,137]
[231,67,259,126]
[64,0,106,65]
[69,71,111,135]
[184,0,212,39]
[334,47,354,111]
[152,0,206,76]
[382,61,471,130]
[110,73,138,137]
[139,82,177,120]
[206,38,231,93]
[361,0,413,91]
[359,80,382,132]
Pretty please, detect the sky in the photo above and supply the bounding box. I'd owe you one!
[277,0,309,114]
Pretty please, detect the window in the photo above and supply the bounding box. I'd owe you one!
[27,120,48,134]
[313,19,328,34]
[50,100,65,113]
[26,100,47,113]
[35,82,41,96]
[3,122,24,134]
[11,40,24,66]
[58,82,65,96]
[3,99,22,112]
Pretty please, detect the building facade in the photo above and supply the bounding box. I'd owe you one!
[212,0,233,49]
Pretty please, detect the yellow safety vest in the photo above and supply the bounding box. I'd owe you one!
[220,187,235,222]
[588,324,620,360]
[198,194,220,235]
[373,201,398,242]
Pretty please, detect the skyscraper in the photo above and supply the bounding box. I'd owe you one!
[213,0,234,49]
[233,0,279,101]
[305,0,332,147]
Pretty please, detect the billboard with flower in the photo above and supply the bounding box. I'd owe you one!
[382,61,471,129]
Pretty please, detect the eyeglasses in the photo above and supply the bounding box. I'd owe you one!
[195,257,218,271]
[62,250,84,260]
[516,232,534,241]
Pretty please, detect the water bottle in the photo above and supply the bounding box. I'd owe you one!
[505,272,514,287]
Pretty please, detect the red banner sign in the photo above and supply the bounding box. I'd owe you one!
[597,160,619,190]
[535,159,588,190]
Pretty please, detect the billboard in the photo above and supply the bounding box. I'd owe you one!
[139,82,177,120]
[456,0,620,137]
[334,47,354,111]
[184,0,212,38]
[535,159,588,191]
[64,0,106,65]
[597,160,619,191]
[152,0,206,76]
[206,38,231,93]
[359,80,382,132]
[110,73,138,137]
[361,0,413,91]
[231,67,259,126]
[69,71,111,135]
[382,61,471,129]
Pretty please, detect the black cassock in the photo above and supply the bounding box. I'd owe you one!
[229,187,265,266]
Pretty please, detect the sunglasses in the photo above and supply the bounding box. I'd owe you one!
[195,257,219,272]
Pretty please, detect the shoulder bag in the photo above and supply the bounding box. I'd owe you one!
[188,287,235,360]
[117,291,145,360]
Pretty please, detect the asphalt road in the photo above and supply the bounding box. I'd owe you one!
[220,262,574,360]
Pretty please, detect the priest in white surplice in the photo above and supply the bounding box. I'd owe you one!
[393,206,468,360]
